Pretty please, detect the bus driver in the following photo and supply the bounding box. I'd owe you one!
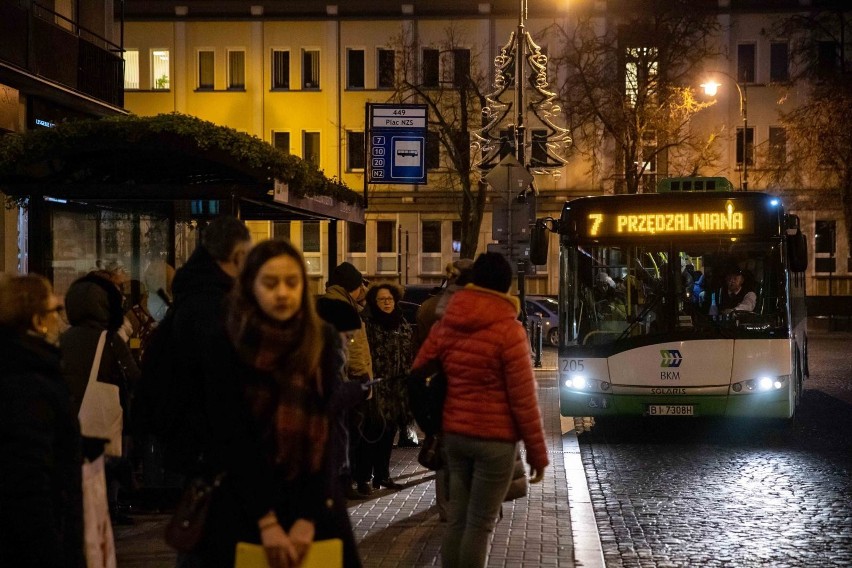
[719,266,756,313]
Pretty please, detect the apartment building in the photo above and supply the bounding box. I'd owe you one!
[120,0,850,296]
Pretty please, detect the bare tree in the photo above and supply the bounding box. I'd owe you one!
[549,1,721,194]
[770,7,852,251]
[383,24,490,258]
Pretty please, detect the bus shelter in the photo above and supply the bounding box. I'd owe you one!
[0,113,364,304]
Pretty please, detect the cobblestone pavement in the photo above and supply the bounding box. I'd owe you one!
[578,331,852,568]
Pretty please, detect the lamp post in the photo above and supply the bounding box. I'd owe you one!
[701,73,749,191]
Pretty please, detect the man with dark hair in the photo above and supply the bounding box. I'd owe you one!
[718,266,756,313]
[163,216,252,474]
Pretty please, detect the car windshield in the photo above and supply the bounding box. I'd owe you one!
[560,239,786,347]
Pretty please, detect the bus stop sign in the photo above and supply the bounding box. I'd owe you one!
[367,104,428,185]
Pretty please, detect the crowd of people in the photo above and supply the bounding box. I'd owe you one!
[0,215,549,568]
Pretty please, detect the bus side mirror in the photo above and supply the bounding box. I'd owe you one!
[530,219,552,266]
[785,214,808,273]
[787,232,808,273]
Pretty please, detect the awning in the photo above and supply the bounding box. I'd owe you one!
[0,113,365,223]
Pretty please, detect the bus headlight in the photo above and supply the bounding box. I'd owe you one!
[730,375,788,394]
[563,375,610,393]
[564,375,586,389]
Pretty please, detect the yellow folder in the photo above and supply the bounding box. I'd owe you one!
[234,539,343,568]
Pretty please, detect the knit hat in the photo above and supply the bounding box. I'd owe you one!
[328,262,365,292]
[472,252,513,293]
[316,297,361,332]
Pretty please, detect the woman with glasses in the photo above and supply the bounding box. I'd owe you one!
[0,274,84,567]
[354,283,415,494]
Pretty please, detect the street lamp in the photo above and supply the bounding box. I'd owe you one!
[701,73,748,191]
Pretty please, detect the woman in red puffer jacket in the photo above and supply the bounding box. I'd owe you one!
[412,252,548,568]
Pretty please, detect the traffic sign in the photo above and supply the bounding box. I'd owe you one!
[491,195,532,241]
[484,154,534,194]
[368,104,428,185]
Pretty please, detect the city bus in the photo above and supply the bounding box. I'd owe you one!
[535,180,809,420]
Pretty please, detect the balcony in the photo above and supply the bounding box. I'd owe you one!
[0,1,124,110]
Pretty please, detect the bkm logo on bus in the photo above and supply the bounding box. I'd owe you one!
[660,350,683,368]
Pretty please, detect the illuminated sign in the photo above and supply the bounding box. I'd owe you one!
[586,200,753,237]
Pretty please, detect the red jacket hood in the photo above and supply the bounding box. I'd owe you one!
[441,285,520,332]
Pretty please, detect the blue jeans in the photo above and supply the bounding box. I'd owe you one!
[441,434,516,568]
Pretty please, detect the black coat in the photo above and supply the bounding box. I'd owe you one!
[165,245,236,473]
[193,322,360,567]
[0,328,84,567]
[60,275,140,418]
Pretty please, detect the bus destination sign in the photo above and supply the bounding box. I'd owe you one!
[586,201,754,237]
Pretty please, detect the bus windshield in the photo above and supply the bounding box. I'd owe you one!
[560,238,786,347]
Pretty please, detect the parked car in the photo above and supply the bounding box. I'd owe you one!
[524,295,559,346]
[400,283,442,325]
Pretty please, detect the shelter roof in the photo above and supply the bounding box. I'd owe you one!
[0,113,364,222]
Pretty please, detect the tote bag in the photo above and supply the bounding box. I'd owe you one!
[78,331,123,457]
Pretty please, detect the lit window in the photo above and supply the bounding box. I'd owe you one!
[625,46,657,107]
[152,49,170,90]
[123,49,139,89]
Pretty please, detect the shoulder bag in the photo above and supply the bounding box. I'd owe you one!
[406,358,446,436]
[164,473,225,553]
[78,331,123,457]
[503,447,528,501]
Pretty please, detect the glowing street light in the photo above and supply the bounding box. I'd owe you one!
[701,73,749,191]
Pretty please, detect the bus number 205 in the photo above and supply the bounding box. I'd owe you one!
[561,359,585,372]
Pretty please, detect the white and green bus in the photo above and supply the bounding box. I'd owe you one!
[535,179,809,419]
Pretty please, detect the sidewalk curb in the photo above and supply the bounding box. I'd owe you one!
[563,423,605,568]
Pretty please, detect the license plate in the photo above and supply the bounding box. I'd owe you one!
[648,404,694,416]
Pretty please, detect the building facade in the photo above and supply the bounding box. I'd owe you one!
[119,0,850,296]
